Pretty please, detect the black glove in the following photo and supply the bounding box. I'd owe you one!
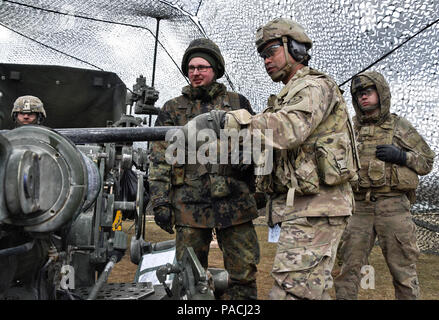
[153,205,174,234]
[376,144,407,165]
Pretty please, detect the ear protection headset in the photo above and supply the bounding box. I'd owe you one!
[287,38,308,63]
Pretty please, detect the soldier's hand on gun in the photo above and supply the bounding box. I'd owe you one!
[182,110,226,142]
[376,144,407,166]
[153,205,175,234]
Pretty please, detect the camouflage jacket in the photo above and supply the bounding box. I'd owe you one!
[148,82,258,228]
[351,71,435,198]
[245,67,357,224]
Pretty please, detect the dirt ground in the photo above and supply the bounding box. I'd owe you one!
[109,220,439,300]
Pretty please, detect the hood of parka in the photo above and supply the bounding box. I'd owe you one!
[351,70,391,125]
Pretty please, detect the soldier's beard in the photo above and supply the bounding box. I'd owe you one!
[190,86,210,100]
[188,81,225,102]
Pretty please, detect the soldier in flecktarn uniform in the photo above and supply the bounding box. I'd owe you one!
[334,71,436,300]
[148,38,260,300]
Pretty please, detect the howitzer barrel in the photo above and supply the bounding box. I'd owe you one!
[54,126,181,144]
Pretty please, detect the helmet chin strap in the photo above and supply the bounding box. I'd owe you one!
[270,36,302,83]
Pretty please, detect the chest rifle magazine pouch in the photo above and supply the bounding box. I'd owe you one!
[294,148,320,194]
[367,159,386,187]
[391,165,419,191]
[315,132,354,186]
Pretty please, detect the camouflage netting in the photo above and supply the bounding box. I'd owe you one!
[0,0,438,250]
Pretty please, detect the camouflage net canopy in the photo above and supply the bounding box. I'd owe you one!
[0,0,438,251]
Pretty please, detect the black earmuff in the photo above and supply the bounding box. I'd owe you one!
[288,38,307,62]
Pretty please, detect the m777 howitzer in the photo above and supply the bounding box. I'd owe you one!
[0,124,228,300]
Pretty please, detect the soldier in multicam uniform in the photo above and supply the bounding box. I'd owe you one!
[11,95,46,127]
[148,38,260,300]
[183,18,359,300]
[334,71,435,300]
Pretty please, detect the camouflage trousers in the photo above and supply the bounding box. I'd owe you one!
[175,221,260,300]
[268,216,347,300]
[334,194,420,300]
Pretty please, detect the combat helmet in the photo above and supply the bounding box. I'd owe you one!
[11,95,46,125]
[181,38,225,79]
[256,18,312,53]
[255,18,313,82]
[351,75,376,95]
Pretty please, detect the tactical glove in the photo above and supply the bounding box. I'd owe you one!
[182,110,226,139]
[178,110,227,151]
[376,144,407,166]
[153,205,175,234]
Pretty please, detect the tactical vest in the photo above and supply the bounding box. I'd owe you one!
[352,114,419,194]
[257,72,360,196]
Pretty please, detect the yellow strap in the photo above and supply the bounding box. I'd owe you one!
[112,210,123,231]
